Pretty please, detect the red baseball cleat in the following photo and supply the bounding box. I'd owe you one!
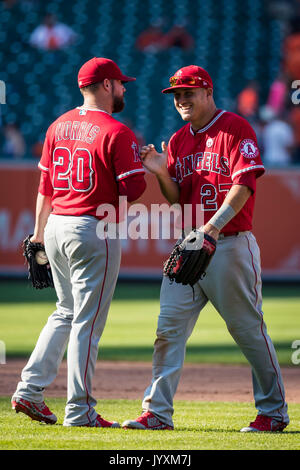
[83,414,120,428]
[12,397,57,425]
[240,414,288,432]
[122,411,174,430]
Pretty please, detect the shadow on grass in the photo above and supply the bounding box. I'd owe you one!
[0,280,162,304]
[1,280,299,304]
[6,342,294,364]
[176,427,300,434]
[262,283,300,299]
[99,341,294,363]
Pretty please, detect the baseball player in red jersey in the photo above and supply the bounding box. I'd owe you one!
[123,65,289,432]
[12,58,146,427]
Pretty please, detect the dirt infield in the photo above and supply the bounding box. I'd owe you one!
[1,359,299,402]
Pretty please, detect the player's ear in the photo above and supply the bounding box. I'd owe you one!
[161,141,168,153]
[103,78,112,92]
[206,87,213,97]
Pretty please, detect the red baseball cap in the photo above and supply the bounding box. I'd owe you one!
[162,65,213,94]
[78,57,136,88]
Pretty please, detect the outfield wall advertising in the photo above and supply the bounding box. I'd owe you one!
[0,163,299,280]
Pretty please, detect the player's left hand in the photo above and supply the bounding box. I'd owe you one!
[30,235,44,245]
[23,235,54,289]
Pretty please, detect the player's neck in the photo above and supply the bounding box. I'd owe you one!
[82,98,112,115]
[190,105,218,133]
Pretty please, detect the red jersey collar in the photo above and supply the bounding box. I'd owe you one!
[189,109,226,135]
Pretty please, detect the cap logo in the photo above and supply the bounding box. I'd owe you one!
[239,139,259,159]
[162,66,213,93]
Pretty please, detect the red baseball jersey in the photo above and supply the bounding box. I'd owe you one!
[38,107,145,220]
[167,109,265,232]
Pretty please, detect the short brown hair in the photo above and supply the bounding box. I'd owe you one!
[80,81,102,94]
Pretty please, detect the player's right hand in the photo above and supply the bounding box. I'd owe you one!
[140,141,168,176]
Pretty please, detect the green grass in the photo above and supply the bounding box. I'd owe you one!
[1,282,299,451]
[0,398,299,450]
[0,281,299,364]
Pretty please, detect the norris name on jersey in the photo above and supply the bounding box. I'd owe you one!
[55,120,100,144]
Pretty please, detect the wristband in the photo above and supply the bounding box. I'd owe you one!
[208,203,236,231]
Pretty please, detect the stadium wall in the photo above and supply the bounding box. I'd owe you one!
[0,162,299,281]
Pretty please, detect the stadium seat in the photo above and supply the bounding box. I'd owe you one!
[0,0,285,156]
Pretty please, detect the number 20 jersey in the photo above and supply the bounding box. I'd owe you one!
[38,107,145,218]
[167,109,265,233]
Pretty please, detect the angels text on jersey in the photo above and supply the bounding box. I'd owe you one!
[174,151,230,183]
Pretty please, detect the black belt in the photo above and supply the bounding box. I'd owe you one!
[218,231,248,239]
[181,230,246,239]
[220,231,239,238]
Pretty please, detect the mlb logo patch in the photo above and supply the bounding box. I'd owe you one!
[79,109,87,115]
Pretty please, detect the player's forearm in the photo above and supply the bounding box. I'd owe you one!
[223,184,252,213]
[204,184,252,238]
[32,193,52,243]
[156,170,180,204]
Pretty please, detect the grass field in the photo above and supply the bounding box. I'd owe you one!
[0,280,299,451]
[0,280,299,364]
[0,398,300,450]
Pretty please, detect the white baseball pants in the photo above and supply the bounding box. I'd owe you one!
[13,214,121,426]
[142,232,289,428]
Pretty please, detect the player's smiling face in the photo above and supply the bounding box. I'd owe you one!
[173,87,212,127]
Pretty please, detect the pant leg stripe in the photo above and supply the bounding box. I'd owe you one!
[246,235,285,416]
[83,238,109,424]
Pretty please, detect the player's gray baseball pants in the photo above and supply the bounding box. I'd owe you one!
[13,214,121,426]
[142,231,289,428]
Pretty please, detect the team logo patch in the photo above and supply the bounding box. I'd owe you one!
[206,138,213,148]
[131,141,140,162]
[239,139,259,159]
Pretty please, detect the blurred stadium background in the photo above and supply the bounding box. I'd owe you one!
[0,0,299,281]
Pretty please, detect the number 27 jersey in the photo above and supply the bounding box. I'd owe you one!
[167,110,265,233]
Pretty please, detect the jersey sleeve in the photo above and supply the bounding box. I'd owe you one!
[166,133,178,182]
[229,118,265,185]
[112,127,145,182]
[38,129,52,172]
[232,170,256,193]
[117,173,146,202]
[38,170,54,197]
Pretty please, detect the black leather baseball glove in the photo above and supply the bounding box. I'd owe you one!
[163,229,217,287]
[23,235,54,289]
